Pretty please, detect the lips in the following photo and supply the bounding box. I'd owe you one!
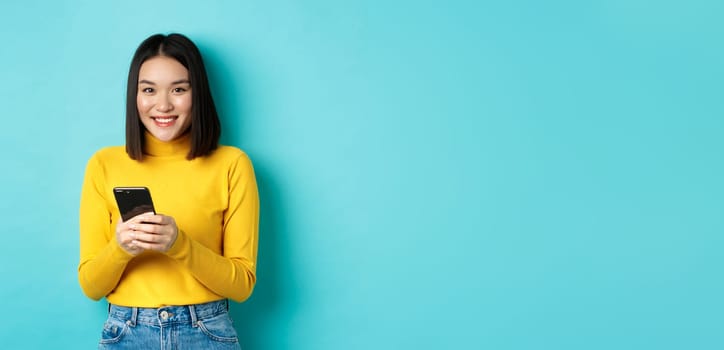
[151,116,178,127]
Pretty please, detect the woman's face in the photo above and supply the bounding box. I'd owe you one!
[137,56,192,142]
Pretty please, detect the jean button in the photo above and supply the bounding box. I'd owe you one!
[160,311,169,320]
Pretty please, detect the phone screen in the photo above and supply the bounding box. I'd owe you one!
[113,187,156,221]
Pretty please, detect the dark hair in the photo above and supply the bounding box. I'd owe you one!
[126,33,220,160]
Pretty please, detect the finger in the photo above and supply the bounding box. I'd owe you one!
[116,231,143,255]
[130,239,151,250]
[116,220,134,233]
[131,231,158,243]
[135,223,175,237]
[158,215,174,225]
[140,214,173,225]
[128,212,156,224]
[119,234,136,250]
[128,222,161,234]
[132,231,173,245]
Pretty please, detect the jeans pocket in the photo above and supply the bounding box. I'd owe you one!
[99,317,130,344]
[197,313,239,343]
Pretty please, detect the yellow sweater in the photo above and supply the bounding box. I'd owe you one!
[78,132,259,307]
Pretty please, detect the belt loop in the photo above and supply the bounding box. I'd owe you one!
[129,307,138,327]
[189,304,199,327]
[225,299,229,311]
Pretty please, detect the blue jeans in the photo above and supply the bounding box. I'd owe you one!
[98,299,241,350]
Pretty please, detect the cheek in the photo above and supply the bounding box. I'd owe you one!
[170,94,191,112]
[174,95,192,113]
[137,95,153,114]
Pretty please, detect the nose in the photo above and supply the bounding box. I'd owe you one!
[155,94,174,113]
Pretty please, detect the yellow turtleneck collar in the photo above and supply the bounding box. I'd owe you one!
[143,130,191,157]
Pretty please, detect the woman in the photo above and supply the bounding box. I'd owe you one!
[78,33,258,350]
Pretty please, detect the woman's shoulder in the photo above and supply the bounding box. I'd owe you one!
[208,146,255,172]
[87,145,127,162]
[212,145,252,161]
[82,146,128,176]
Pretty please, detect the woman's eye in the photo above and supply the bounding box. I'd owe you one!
[173,87,187,93]
[141,87,154,93]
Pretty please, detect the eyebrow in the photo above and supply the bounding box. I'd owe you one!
[138,79,191,85]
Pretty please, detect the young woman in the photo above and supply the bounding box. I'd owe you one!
[78,33,258,350]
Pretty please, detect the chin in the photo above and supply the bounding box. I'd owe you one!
[150,130,179,142]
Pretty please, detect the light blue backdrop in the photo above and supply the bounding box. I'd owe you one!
[1,0,722,349]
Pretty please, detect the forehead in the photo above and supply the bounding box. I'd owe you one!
[138,56,189,81]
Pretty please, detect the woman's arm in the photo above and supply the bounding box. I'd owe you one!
[165,153,260,302]
[78,155,135,300]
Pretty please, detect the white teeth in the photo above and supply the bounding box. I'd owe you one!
[154,117,175,123]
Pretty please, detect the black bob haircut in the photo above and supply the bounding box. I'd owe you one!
[125,33,220,160]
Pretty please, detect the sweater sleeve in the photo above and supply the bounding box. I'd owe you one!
[165,153,260,302]
[78,154,135,300]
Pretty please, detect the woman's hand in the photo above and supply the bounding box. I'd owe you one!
[115,213,153,256]
[116,213,179,255]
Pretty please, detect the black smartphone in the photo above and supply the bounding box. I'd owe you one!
[113,187,156,222]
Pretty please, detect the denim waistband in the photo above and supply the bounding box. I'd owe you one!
[108,299,229,326]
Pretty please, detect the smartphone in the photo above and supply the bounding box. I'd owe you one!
[113,187,156,222]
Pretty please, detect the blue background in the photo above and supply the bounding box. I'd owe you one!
[1,0,722,349]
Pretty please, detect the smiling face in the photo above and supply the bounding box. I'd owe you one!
[137,56,193,142]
